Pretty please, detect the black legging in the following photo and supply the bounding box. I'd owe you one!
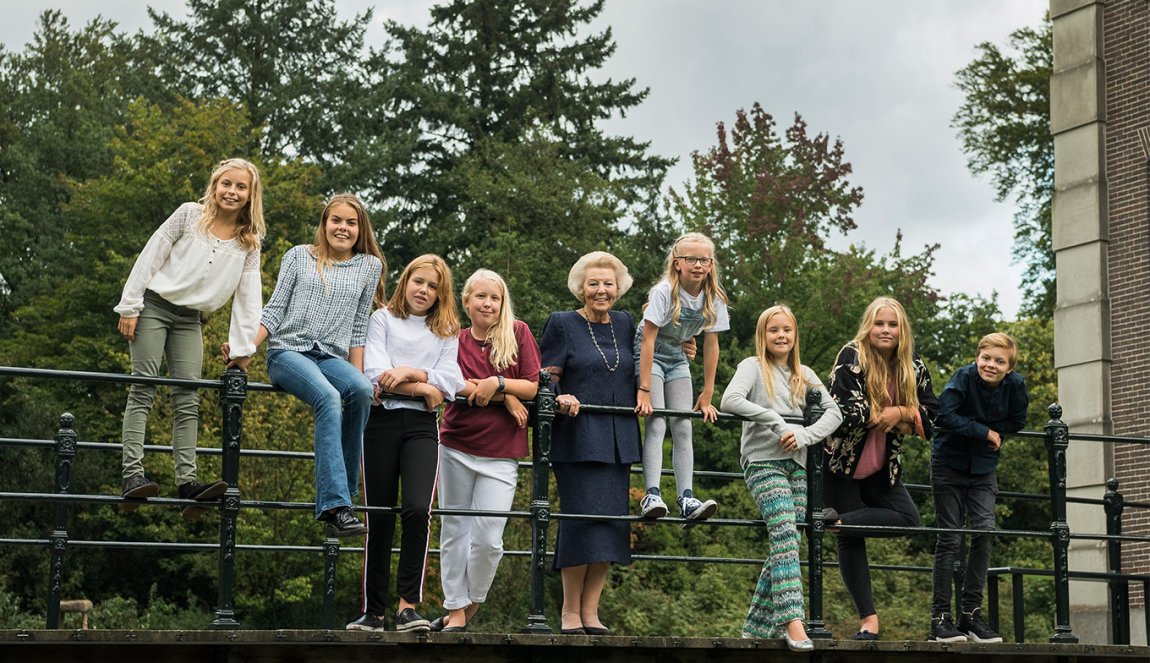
[823,469,921,618]
[360,407,440,615]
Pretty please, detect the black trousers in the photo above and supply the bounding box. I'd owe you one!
[360,407,440,615]
[931,462,998,615]
[823,468,921,618]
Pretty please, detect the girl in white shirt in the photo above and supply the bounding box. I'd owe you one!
[114,158,265,520]
[348,254,465,633]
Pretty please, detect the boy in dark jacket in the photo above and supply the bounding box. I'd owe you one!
[929,333,1028,643]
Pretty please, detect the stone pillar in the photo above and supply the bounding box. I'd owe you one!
[1049,0,1113,645]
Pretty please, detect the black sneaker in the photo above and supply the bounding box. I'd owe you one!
[346,613,386,631]
[178,480,228,522]
[929,613,966,642]
[395,607,430,632]
[320,507,368,538]
[120,475,160,512]
[958,608,1002,643]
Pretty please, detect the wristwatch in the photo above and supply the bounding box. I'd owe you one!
[497,375,505,393]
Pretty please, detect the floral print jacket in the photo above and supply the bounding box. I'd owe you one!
[824,342,939,484]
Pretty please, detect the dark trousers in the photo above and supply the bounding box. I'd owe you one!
[823,469,921,618]
[930,462,997,615]
[360,407,440,615]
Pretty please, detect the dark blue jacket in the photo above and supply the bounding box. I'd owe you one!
[932,363,1029,475]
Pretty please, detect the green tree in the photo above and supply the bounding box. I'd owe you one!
[371,0,672,274]
[0,11,156,322]
[953,18,1053,318]
[147,0,375,167]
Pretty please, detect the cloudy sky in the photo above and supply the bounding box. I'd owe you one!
[1,1,1048,318]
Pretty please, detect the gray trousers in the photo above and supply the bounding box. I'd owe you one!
[121,292,203,484]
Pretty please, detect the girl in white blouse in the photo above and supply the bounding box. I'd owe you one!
[347,254,465,633]
[114,158,265,520]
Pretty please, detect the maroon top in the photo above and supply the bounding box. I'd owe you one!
[440,319,541,458]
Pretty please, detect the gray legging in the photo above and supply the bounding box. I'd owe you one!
[641,375,696,496]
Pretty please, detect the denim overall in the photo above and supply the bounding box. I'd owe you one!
[634,303,707,382]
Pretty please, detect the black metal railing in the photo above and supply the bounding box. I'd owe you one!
[1,364,1149,644]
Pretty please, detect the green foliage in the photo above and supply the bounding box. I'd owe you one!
[953,18,1053,317]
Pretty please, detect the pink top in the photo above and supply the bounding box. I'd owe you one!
[440,320,541,459]
[854,379,924,480]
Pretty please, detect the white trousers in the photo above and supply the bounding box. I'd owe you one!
[437,444,519,610]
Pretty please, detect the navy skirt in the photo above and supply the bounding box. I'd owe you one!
[552,461,632,569]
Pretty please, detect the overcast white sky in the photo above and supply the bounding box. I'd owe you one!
[1,1,1048,318]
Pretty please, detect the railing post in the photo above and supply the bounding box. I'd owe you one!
[1011,571,1025,643]
[1103,477,1129,645]
[987,571,1000,634]
[1044,403,1077,643]
[322,539,340,630]
[211,368,245,629]
[47,413,76,629]
[523,369,554,633]
[803,388,831,639]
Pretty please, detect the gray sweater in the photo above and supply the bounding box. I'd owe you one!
[720,356,843,468]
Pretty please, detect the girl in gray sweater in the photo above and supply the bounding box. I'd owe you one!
[720,305,841,649]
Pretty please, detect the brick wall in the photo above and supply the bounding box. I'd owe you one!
[1104,0,1150,608]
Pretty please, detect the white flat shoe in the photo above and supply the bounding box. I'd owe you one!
[784,631,814,652]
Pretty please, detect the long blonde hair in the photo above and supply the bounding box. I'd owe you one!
[852,296,919,416]
[312,193,388,309]
[755,305,813,408]
[197,158,265,252]
[387,254,459,339]
[463,269,519,372]
[662,232,728,328]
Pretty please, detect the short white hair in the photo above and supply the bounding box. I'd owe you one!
[567,251,633,300]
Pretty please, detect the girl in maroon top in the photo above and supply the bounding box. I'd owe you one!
[431,269,541,633]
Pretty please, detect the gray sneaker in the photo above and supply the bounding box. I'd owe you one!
[120,475,159,512]
[640,491,668,518]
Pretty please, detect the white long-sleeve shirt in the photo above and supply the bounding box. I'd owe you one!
[364,307,466,412]
[720,356,842,468]
[115,202,262,357]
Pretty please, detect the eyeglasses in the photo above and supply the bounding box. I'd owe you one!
[675,256,714,266]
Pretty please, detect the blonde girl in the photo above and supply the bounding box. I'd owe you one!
[351,255,465,633]
[430,269,541,633]
[115,158,265,519]
[720,305,841,649]
[256,193,386,538]
[824,296,939,640]
[634,232,729,524]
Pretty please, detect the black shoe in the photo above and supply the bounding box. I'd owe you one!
[120,475,160,512]
[851,629,878,641]
[560,627,586,635]
[346,613,386,631]
[178,480,228,522]
[958,608,1002,643]
[583,625,611,636]
[429,616,446,632]
[929,613,966,642]
[395,607,430,632]
[441,624,467,633]
[320,507,368,538]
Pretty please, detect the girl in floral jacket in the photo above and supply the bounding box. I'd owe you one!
[824,296,938,641]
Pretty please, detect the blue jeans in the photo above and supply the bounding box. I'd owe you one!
[267,349,374,517]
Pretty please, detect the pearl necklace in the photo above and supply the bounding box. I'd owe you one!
[583,308,620,372]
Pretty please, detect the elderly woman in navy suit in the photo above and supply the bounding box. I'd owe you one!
[540,251,641,636]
